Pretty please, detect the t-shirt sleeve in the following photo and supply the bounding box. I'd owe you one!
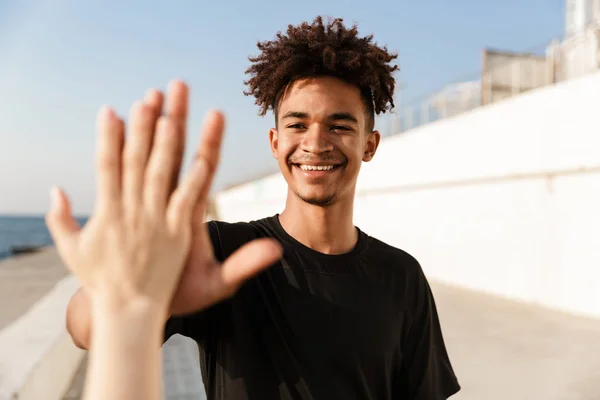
[397,263,461,399]
[163,221,223,343]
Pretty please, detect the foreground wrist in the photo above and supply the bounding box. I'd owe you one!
[90,292,168,327]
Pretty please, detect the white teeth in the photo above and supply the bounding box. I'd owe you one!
[299,164,335,171]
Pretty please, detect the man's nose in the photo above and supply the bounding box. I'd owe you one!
[299,125,334,154]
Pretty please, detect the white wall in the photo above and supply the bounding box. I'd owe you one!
[214,71,600,319]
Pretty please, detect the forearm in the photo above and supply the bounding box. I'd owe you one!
[82,298,167,400]
[67,288,170,350]
[66,289,92,349]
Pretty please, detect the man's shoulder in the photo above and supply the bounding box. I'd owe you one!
[206,216,277,260]
[207,216,276,237]
[364,233,422,272]
[361,232,434,298]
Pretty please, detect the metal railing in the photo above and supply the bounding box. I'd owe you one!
[381,20,600,137]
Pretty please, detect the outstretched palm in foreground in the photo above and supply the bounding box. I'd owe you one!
[46,80,282,316]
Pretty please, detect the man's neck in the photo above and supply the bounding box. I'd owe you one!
[278,192,357,255]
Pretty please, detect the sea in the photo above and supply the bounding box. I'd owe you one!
[0,215,89,261]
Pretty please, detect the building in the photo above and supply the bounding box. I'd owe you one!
[565,0,600,37]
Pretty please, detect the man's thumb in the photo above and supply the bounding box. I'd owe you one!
[219,238,283,292]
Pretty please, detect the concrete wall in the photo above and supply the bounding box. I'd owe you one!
[0,275,84,400]
[215,71,600,320]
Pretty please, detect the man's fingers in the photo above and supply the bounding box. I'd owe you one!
[45,186,80,262]
[194,110,225,200]
[167,160,210,229]
[144,117,180,212]
[164,80,189,194]
[185,110,225,235]
[211,239,283,296]
[94,107,124,215]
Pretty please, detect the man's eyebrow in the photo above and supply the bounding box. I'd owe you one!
[281,111,359,123]
[329,112,358,123]
[281,111,308,119]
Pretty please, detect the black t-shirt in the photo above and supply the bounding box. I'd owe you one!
[164,215,460,399]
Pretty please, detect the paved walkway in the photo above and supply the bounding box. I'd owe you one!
[433,282,600,400]
[63,336,206,400]
[2,249,600,399]
[0,247,69,331]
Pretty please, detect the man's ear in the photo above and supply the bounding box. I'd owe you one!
[269,128,279,159]
[363,130,381,162]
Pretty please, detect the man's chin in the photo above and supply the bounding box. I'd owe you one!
[296,191,337,207]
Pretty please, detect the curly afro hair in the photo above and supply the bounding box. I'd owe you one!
[243,16,399,131]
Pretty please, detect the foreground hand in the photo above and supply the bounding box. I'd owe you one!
[47,81,282,316]
[46,99,208,313]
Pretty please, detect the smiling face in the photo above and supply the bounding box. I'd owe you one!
[269,76,381,207]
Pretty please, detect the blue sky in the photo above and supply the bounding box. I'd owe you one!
[0,0,564,215]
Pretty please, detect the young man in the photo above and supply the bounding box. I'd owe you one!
[65,17,460,399]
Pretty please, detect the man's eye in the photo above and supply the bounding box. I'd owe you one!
[332,125,350,131]
[288,124,305,129]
